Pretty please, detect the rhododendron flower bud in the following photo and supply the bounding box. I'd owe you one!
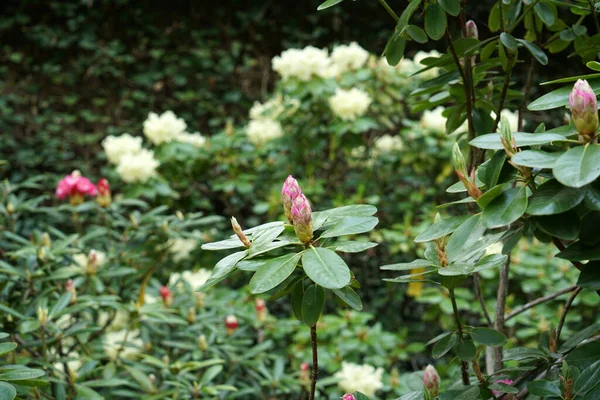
[423,365,440,397]
[291,193,313,244]
[195,292,206,308]
[87,250,101,275]
[231,217,251,248]
[41,232,51,247]
[466,20,478,39]
[37,306,49,326]
[56,170,98,205]
[225,314,239,336]
[65,279,77,305]
[342,395,356,400]
[198,334,208,351]
[6,202,15,214]
[299,362,310,384]
[569,79,598,139]
[492,379,514,397]
[281,175,302,223]
[187,307,196,323]
[159,285,173,307]
[255,298,267,323]
[96,178,111,208]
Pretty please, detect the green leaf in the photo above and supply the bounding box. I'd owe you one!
[302,247,351,289]
[511,150,562,169]
[527,381,561,397]
[320,216,378,238]
[477,183,511,209]
[536,211,580,241]
[0,369,45,381]
[432,333,458,358]
[414,215,469,243]
[553,145,600,188]
[249,253,302,294]
[291,282,304,321]
[332,287,363,311]
[528,78,600,110]
[580,211,600,245]
[199,251,248,291]
[457,340,476,361]
[406,25,428,43]
[438,0,460,16]
[534,2,556,26]
[0,343,17,356]
[201,237,244,251]
[424,2,446,40]
[557,242,600,261]
[446,215,486,263]
[49,293,72,319]
[574,359,600,393]
[398,0,423,31]
[584,181,600,210]
[526,180,584,215]
[125,366,156,393]
[385,34,406,67]
[559,322,600,353]
[317,0,344,10]
[426,331,452,346]
[333,241,378,253]
[489,382,519,394]
[577,261,600,290]
[517,39,548,65]
[483,151,506,189]
[503,347,547,362]
[301,284,325,326]
[380,259,436,271]
[470,132,569,150]
[500,32,518,52]
[482,187,528,228]
[0,382,16,400]
[471,327,507,346]
[440,254,507,276]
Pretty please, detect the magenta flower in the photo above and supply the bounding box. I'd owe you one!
[493,379,514,397]
[569,79,598,137]
[282,175,302,223]
[291,193,313,244]
[56,170,98,205]
[342,395,356,400]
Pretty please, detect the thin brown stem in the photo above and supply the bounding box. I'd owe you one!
[449,288,470,385]
[555,286,583,344]
[473,273,493,327]
[492,58,514,133]
[493,255,511,372]
[505,285,579,321]
[309,325,318,400]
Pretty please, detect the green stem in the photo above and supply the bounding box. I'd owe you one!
[507,0,542,33]
[377,0,399,22]
[449,288,470,385]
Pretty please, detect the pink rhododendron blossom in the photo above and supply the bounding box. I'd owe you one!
[56,170,98,205]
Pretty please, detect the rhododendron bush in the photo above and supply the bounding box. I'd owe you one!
[2,0,600,399]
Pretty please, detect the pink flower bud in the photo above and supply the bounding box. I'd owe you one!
[342,395,356,400]
[299,362,310,383]
[492,378,514,397]
[281,175,302,223]
[231,217,251,248]
[225,314,239,335]
[466,20,478,39]
[291,193,313,244]
[569,79,598,138]
[159,285,172,306]
[255,298,267,323]
[96,178,111,207]
[56,170,98,205]
[423,365,440,396]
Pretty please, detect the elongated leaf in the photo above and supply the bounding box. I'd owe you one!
[333,241,378,253]
[301,285,325,326]
[536,211,580,241]
[500,32,518,51]
[559,322,600,353]
[0,382,16,400]
[415,215,469,243]
[317,0,344,10]
[424,2,446,40]
[440,254,507,276]
[381,259,436,271]
[527,381,561,397]
[577,261,600,290]
[432,333,458,358]
[320,216,378,238]
[406,25,428,43]
[332,287,363,311]
[482,186,528,228]
[574,359,600,393]
[553,144,600,188]
[527,179,584,215]
[249,253,302,294]
[511,150,562,168]
[471,327,507,346]
[49,293,72,318]
[517,39,548,65]
[385,33,406,66]
[0,343,17,356]
[199,251,248,290]
[457,340,476,361]
[302,247,351,289]
[0,369,45,381]
[201,237,244,251]
[557,241,600,261]
[528,78,600,110]
[470,132,568,150]
[446,215,486,262]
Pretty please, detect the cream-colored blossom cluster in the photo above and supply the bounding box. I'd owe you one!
[329,88,372,121]
[102,134,143,164]
[116,149,160,183]
[272,46,332,81]
[335,362,384,397]
[167,237,198,263]
[169,269,212,291]
[143,110,187,145]
[330,42,370,74]
[374,134,404,153]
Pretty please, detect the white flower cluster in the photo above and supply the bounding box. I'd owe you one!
[176,132,207,148]
[374,134,404,153]
[420,106,448,132]
[492,109,520,132]
[167,237,198,263]
[335,362,384,397]
[413,50,441,79]
[329,88,372,121]
[103,329,143,360]
[72,249,107,274]
[330,42,370,74]
[272,46,332,81]
[169,269,212,291]
[377,50,441,80]
[246,119,283,146]
[102,134,143,164]
[116,149,160,183]
[143,111,187,145]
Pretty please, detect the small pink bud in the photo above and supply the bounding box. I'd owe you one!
[299,362,310,383]
[231,217,251,248]
[492,378,514,397]
[96,178,111,207]
[466,20,478,39]
[569,79,598,138]
[342,395,356,400]
[281,175,302,224]
[291,193,313,244]
[159,285,172,306]
[225,314,239,336]
[423,364,440,397]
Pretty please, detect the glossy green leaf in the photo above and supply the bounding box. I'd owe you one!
[414,215,469,243]
[439,254,507,276]
[526,180,584,215]
[291,281,304,321]
[446,215,486,263]
[398,0,422,30]
[511,150,562,168]
[457,340,476,361]
[0,369,45,381]
[470,132,568,150]
[482,186,528,228]
[199,251,248,290]
[553,145,600,188]
[477,183,511,208]
[0,343,17,356]
[527,381,561,397]
[574,359,600,393]
[482,151,506,189]
[534,2,555,26]
[500,32,518,51]
[302,247,351,289]
[584,181,600,210]
[249,252,302,294]
[49,293,72,318]
[471,327,507,346]
[528,78,600,110]
[0,382,16,400]
[317,0,344,10]
[385,34,406,66]
[557,241,600,261]
[517,39,548,65]
[536,211,580,241]
[432,333,458,358]
[559,322,600,353]
[320,216,378,238]
[332,287,363,311]
[580,212,600,246]
[333,241,378,253]
[424,2,446,40]
[301,284,325,326]
[406,25,428,43]
[380,259,436,271]
[438,0,460,16]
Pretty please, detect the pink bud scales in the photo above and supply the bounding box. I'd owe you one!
[569,79,599,137]
[281,175,302,223]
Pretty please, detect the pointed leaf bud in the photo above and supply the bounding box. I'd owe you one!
[281,175,302,223]
[187,307,196,323]
[466,20,478,39]
[569,79,598,139]
[231,217,251,248]
[291,193,313,244]
[41,232,51,247]
[37,306,49,326]
[500,116,516,157]
[423,365,440,397]
[452,143,467,177]
[198,334,208,351]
